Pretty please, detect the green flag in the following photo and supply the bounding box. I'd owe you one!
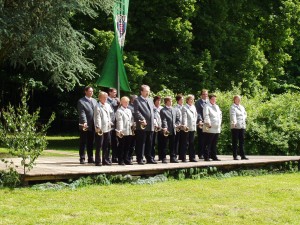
[95,0,130,92]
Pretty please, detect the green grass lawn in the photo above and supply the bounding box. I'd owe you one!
[0,136,78,157]
[0,173,299,225]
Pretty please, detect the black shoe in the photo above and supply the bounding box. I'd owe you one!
[80,159,85,164]
[103,160,112,166]
[233,157,239,160]
[170,159,179,163]
[137,160,145,165]
[95,162,102,166]
[182,159,187,163]
[241,157,249,160]
[124,160,133,165]
[112,158,118,163]
[199,155,204,159]
[88,159,95,163]
[118,162,125,166]
[204,158,211,161]
[190,159,198,162]
[147,159,158,164]
[162,159,168,164]
[212,158,221,161]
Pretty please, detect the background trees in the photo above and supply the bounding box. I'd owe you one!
[0,0,299,154]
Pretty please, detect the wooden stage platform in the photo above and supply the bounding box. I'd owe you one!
[1,153,299,183]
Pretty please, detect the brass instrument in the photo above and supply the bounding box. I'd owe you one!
[175,125,181,132]
[163,129,170,137]
[131,122,136,136]
[204,123,211,131]
[154,126,162,132]
[79,124,88,131]
[197,121,204,129]
[95,128,103,136]
[116,130,124,138]
[139,120,147,129]
[182,125,189,132]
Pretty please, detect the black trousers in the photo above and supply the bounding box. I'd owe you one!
[196,127,205,157]
[128,135,136,159]
[161,133,176,160]
[152,131,164,160]
[175,130,183,158]
[180,131,196,160]
[135,130,153,162]
[95,132,111,163]
[118,135,132,163]
[79,129,94,161]
[231,129,246,158]
[110,130,118,160]
[203,133,219,160]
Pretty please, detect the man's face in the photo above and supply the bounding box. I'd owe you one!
[210,97,217,105]
[178,98,183,105]
[109,90,117,98]
[166,100,172,107]
[201,92,208,100]
[85,88,93,98]
[141,87,150,98]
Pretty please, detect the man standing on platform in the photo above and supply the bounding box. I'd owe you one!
[160,97,180,163]
[195,89,208,159]
[107,88,120,163]
[134,84,157,165]
[77,86,97,164]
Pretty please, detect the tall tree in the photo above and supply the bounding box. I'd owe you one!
[0,0,114,91]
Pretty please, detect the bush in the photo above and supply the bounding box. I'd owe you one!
[215,88,300,155]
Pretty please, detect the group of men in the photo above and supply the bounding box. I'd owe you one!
[77,84,247,166]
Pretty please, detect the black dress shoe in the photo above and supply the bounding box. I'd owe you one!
[124,160,133,165]
[118,162,125,166]
[190,159,198,162]
[103,161,112,166]
[88,159,95,163]
[233,157,239,160]
[170,159,179,163]
[80,159,85,164]
[147,159,158,164]
[212,158,221,161]
[162,159,168,164]
[137,160,145,165]
[199,155,204,159]
[241,157,249,160]
[182,159,187,162]
[204,158,211,161]
[95,162,102,166]
[112,158,118,163]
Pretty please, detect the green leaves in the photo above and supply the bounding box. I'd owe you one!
[0,85,55,175]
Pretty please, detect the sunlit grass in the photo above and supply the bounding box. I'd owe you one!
[0,173,299,224]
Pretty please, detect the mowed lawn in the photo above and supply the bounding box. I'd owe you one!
[0,173,299,225]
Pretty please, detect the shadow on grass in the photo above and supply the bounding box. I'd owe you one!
[47,136,79,151]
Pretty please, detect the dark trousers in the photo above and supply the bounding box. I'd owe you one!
[95,132,111,163]
[128,135,136,159]
[231,129,246,158]
[79,130,94,161]
[161,134,176,160]
[180,131,196,160]
[118,135,132,163]
[203,133,219,160]
[175,130,182,157]
[152,131,164,160]
[196,127,205,157]
[135,130,153,162]
[110,130,118,160]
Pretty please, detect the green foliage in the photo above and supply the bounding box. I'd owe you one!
[215,88,300,155]
[0,86,55,175]
[0,159,21,188]
[0,0,114,90]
